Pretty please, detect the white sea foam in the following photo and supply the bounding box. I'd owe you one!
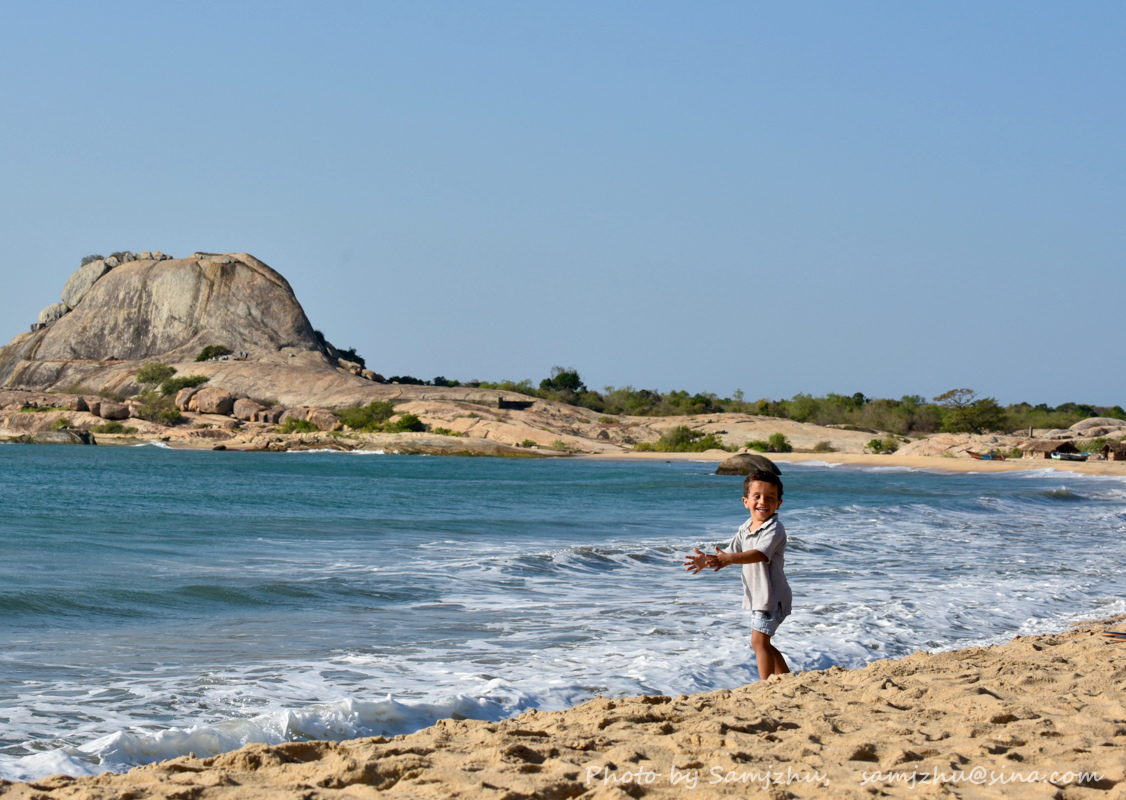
[284,448,387,455]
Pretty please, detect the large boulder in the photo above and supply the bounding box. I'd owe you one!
[254,405,285,424]
[232,398,265,421]
[38,302,70,326]
[1071,417,1126,433]
[279,407,311,425]
[194,387,235,416]
[715,453,781,476]
[6,253,326,367]
[307,408,342,431]
[98,401,130,420]
[61,260,113,309]
[8,430,94,445]
[175,386,203,411]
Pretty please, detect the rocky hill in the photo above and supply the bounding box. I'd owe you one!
[0,252,343,392]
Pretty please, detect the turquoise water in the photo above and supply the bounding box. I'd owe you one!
[1,445,1124,779]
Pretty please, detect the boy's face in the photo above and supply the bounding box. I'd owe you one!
[742,480,782,525]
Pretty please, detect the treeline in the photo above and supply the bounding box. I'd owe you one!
[451,368,1123,436]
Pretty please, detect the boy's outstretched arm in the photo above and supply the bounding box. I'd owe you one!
[702,547,766,571]
[684,547,767,573]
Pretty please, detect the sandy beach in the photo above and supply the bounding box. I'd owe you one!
[2,618,1122,799]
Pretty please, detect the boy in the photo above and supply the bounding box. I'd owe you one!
[683,468,792,680]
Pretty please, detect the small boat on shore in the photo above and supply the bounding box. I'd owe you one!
[1051,452,1089,462]
[968,451,1006,461]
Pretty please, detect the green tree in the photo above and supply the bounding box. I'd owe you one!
[136,362,176,385]
[540,366,585,394]
[934,388,1006,434]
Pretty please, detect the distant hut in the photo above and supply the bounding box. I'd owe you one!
[1023,440,1080,460]
[1102,442,1126,461]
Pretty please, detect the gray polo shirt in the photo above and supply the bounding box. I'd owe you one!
[725,514,792,616]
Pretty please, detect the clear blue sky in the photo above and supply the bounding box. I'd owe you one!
[2,2,1122,406]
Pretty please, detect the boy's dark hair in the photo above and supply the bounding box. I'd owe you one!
[743,469,783,498]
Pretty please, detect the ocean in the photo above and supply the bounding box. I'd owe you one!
[1,445,1123,781]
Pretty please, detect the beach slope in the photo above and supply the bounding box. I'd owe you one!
[3,620,1123,799]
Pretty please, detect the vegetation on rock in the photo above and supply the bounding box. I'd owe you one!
[337,402,396,432]
[159,375,209,396]
[136,362,176,385]
[634,426,733,453]
[196,345,231,362]
[866,436,901,454]
[134,391,183,425]
[746,433,792,453]
[388,413,426,433]
[91,421,138,434]
[278,418,318,434]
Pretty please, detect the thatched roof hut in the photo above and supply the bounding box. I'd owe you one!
[1102,442,1126,461]
[1022,440,1080,459]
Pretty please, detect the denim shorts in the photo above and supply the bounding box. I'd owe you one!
[751,604,785,637]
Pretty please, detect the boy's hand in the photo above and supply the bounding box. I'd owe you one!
[684,547,730,573]
[683,548,708,574]
[703,546,729,571]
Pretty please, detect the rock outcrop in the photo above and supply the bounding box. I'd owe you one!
[61,259,113,308]
[0,252,341,401]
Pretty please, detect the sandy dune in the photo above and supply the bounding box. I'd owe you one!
[3,619,1123,799]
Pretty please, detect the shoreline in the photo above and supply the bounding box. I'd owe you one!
[4,617,1123,799]
[582,448,1126,476]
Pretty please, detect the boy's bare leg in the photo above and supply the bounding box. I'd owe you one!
[751,631,791,680]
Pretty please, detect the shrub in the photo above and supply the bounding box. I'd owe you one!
[812,440,836,453]
[336,347,366,368]
[278,418,318,434]
[159,375,209,396]
[80,254,104,266]
[519,438,536,447]
[431,427,461,437]
[866,436,900,454]
[767,433,793,453]
[387,375,425,385]
[196,345,231,362]
[745,433,792,453]
[51,416,71,429]
[387,413,426,433]
[91,421,138,434]
[133,391,183,425]
[136,362,176,385]
[338,401,396,432]
[644,426,733,453]
[598,416,619,424]
[550,439,570,451]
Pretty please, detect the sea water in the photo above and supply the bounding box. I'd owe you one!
[1,446,1123,780]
